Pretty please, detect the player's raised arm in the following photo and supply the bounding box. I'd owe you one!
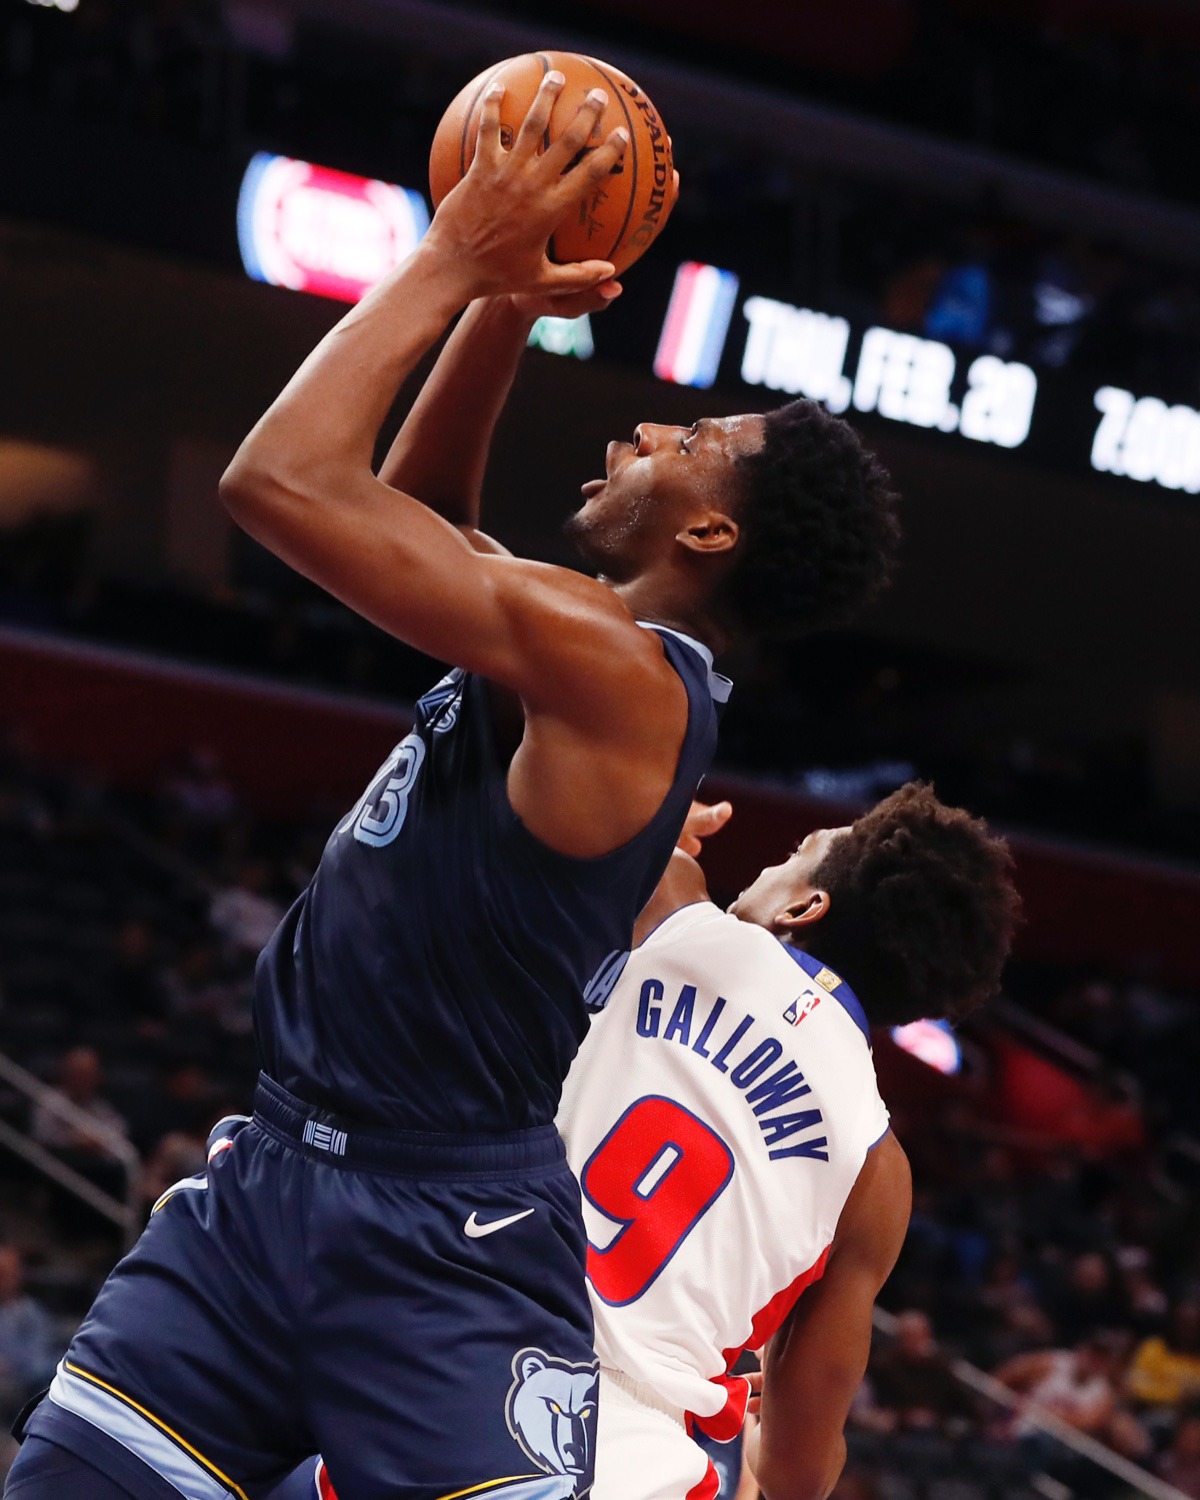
[750,1133,912,1500]
[220,74,636,695]
[378,284,621,555]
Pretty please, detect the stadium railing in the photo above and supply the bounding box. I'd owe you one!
[0,1050,141,1251]
[869,1308,1189,1500]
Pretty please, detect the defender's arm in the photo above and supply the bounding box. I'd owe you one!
[632,802,733,945]
[751,1133,912,1500]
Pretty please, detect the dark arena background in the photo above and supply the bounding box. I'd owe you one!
[3,0,1200,1496]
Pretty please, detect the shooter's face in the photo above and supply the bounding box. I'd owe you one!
[566,413,765,578]
[728,825,849,932]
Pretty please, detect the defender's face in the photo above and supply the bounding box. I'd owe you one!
[728,825,850,930]
[568,414,766,569]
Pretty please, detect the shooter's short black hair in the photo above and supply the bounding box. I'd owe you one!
[809,782,1021,1027]
[725,399,901,641]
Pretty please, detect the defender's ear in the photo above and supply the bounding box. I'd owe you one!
[775,889,830,936]
[675,512,739,556]
[518,1352,547,1381]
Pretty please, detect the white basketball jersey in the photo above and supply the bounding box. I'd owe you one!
[557,901,889,1438]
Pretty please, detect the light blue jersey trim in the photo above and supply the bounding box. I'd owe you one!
[638,623,732,704]
[47,1362,234,1500]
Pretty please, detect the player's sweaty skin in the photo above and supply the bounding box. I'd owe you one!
[221,72,760,861]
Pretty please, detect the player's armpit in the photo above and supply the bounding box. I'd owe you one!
[458,526,513,558]
[754,1134,911,1500]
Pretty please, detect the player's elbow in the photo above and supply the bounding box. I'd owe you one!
[220,452,266,521]
[220,451,300,529]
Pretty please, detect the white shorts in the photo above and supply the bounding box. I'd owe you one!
[594,1368,720,1500]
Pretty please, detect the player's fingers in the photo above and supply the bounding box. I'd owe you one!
[673,168,681,194]
[476,79,506,164]
[538,258,617,294]
[678,834,702,857]
[542,87,609,173]
[557,126,629,198]
[681,800,733,845]
[512,69,566,159]
[509,280,620,323]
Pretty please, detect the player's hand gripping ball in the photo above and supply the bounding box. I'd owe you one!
[430,52,678,276]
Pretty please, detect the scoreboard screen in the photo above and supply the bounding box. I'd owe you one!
[236,157,1200,500]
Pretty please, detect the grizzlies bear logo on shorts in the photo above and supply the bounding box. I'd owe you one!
[505,1347,599,1492]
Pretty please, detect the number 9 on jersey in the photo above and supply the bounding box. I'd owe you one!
[581,1095,735,1306]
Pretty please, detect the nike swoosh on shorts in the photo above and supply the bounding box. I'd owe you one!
[463,1209,536,1239]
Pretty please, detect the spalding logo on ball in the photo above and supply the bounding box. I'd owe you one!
[430,51,678,276]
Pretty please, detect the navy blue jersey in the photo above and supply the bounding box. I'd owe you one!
[255,627,729,1132]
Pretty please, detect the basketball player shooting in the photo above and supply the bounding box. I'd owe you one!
[6,75,899,1500]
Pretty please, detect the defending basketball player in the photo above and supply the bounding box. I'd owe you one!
[6,76,899,1500]
[559,786,1018,1500]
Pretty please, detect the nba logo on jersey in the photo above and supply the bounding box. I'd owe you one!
[783,989,822,1026]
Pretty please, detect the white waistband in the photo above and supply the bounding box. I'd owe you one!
[600,1366,687,1428]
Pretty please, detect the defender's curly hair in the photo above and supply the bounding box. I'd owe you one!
[726,399,901,641]
[808,782,1021,1027]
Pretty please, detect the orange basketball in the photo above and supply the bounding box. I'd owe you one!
[429,51,677,277]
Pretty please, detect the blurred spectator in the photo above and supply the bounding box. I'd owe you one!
[31,1047,132,1236]
[31,1047,128,1160]
[996,1332,1151,1458]
[0,1245,63,1417]
[1127,1302,1200,1410]
[1044,1254,1134,1348]
[1119,1246,1170,1333]
[209,860,283,956]
[924,226,1001,349]
[976,1249,1055,1364]
[130,1062,219,1154]
[162,747,237,825]
[1160,1408,1200,1500]
[107,917,168,1030]
[139,1131,207,1215]
[866,1311,978,1431]
[164,939,252,1034]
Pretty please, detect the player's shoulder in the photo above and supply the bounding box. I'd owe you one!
[641,900,774,956]
[641,905,819,1001]
[492,558,679,692]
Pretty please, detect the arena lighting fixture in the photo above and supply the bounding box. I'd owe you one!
[237,153,430,305]
[890,1019,963,1076]
[654,262,741,389]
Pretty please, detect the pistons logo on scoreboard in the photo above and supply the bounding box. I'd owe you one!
[783,989,822,1027]
[237,153,430,305]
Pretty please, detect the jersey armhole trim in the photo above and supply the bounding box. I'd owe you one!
[488,631,717,871]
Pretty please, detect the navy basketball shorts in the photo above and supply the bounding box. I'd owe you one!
[19,1075,600,1500]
